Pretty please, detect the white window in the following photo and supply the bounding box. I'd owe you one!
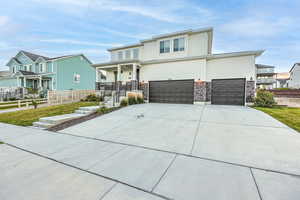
[29,64,33,72]
[39,63,46,73]
[74,74,80,83]
[133,48,139,59]
[160,40,170,53]
[118,51,123,60]
[125,50,131,60]
[12,66,15,73]
[173,37,185,52]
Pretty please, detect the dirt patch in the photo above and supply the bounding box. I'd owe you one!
[47,107,121,132]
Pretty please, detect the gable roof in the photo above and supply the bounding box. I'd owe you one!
[20,50,50,61]
[6,51,93,66]
[290,63,300,73]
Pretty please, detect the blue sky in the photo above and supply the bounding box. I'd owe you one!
[0,0,299,72]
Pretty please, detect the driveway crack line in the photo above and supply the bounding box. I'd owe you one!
[151,154,178,192]
[99,182,118,200]
[190,105,205,154]
[250,168,263,200]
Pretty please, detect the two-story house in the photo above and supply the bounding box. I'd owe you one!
[0,51,95,91]
[256,64,276,89]
[94,27,264,105]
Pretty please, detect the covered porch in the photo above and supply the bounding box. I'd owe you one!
[95,61,142,93]
[16,72,53,91]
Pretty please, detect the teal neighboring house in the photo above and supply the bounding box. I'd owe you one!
[0,50,95,91]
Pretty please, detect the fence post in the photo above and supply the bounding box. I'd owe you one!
[18,100,21,108]
[26,101,29,108]
[47,90,50,105]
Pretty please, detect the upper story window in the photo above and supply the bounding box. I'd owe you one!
[118,51,123,60]
[29,65,33,72]
[39,63,46,73]
[74,74,80,83]
[133,48,139,59]
[160,40,170,53]
[12,66,15,73]
[173,37,185,52]
[125,50,131,60]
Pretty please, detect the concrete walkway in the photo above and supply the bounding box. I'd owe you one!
[1,104,300,199]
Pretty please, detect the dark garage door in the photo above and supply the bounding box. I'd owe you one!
[211,78,246,105]
[149,79,194,104]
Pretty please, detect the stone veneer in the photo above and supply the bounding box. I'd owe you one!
[140,82,149,100]
[194,81,211,102]
[246,81,255,102]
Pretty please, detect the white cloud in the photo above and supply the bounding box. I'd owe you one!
[40,38,121,47]
[221,16,294,37]
[31,0,215,24]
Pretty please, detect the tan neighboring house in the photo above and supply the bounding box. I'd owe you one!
[94,27,264,105]
[275,72,290,88]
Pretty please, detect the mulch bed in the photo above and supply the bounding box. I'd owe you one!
[47,107,121,132]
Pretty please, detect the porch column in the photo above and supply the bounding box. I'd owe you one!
[24,77,27,87]
[132,64,137,90]
[117,64,121,81]
[116,64,122,92]
[39,77,42,89]
[16,77,19,87]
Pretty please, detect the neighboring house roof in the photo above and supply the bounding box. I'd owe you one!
[289,63,300,73]
[93,50,264,67]
[6,51,93,66]
[256,64,275,68]
[18,70,38,76]
[108,27,213,52]
[276,72,290,80]
[21,50,50,61]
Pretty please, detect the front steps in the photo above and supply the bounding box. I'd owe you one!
[33,106,100,129]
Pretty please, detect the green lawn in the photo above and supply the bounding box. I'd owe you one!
[255,106,300,132]
[0,102,98,126]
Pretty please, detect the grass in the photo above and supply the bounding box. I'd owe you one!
[255,106,300,132]
[0,141,3,144]
[0,101,99,126]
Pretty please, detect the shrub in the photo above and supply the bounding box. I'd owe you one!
[31,100,38,109]
[136,96,144,104]
[128,96,137,105]
[27,88,38,94]
[84,94,101,102]
[254,90,276,107]
[120,98,128,107]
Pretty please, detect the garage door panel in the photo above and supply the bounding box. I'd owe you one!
[149,80,194,104]
[212,78,245,106]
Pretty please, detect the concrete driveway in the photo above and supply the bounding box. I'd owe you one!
[1,104,300,200]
